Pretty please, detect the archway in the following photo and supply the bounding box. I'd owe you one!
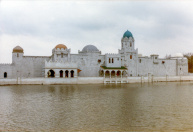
[48,70,55,78]
[60,70,63,78]
[111,71,115,78]
[65,70,69,78]
[71,70,74,78]
[99,70,104,77]
[122,71,127,77]
[4,72,7,78]
[105,71,110,78]
[117,71,121,77]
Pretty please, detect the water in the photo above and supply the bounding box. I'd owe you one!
[1,82,193,131]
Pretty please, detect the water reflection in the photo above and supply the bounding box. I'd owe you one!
[1,82,193,131]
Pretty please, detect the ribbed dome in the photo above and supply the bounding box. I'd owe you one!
[123,30,133,38]
[55,44,67,50]
[13,46,23,53]
[82,45,99,52]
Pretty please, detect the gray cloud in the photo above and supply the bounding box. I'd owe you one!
[1,1,193,63]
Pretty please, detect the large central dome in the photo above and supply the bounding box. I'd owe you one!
[123,30,133,38]
[82,45,99,52]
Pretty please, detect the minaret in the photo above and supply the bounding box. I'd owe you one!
[119,30,138,76]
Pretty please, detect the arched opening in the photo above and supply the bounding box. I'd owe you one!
[111,71,115,78]
[47,70,55,78]
[105,71,110,78]
[4,72,7,78]
[65,70,69,78]
[112,58,114,63]
[117,71,121,77]
[99,70,104,77]
[71,70,74,78]
[60,70,63,78]
[122,71,127,77]
[109,58,111,63]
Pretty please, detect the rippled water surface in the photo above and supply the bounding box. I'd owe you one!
[1,82,193,131]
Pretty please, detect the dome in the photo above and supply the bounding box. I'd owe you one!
[13,46,23,53]
[55,44,67,50]
[172,53,184,58]
[123,30,133,38]
[82,45,99,52]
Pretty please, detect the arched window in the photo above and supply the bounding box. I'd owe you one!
[130,55,132,59]
[112,58,114,63]
[65,70,69,78]
[109,58,111,63]
[47,70,55,78]
[71,70,74,78]
[60,70,63,77]
[130,42,132,47]
[4,72,7,78]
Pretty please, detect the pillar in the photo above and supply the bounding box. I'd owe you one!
[110,70,111,78]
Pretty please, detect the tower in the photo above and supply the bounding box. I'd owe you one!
[119,30,138,76]
[12,46,24,64]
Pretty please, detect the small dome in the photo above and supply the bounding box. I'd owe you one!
[55,44,67,50]
[13,46,23,53]
[123,30,133,38]
[172,53,184,58]
[82,45,99,52]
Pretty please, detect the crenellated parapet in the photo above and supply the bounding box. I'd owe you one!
[0,63,13,66]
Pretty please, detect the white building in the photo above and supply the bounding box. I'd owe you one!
[0,30,188,79]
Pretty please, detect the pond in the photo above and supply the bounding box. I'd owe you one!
[0,82,193,131]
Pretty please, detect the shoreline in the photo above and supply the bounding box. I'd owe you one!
[0,76,193,85]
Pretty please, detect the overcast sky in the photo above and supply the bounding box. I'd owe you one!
[0,1,193,63]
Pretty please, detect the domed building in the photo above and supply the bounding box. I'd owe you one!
[0,30,189,83]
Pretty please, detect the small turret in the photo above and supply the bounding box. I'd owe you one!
[12,46,24,63]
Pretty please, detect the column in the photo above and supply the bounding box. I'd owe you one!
[104,70,106,78]
[115,70,117,78]
[69,70,71,78]
[110,70,111,78]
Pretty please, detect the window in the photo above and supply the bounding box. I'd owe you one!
[130,42,132,47]
[98,59,101,63]
[155,57,157,59]
[180,68,181,70]
[117,58,119,61]
[61,53,63,58]
[109,58,111,63]
[130,74,132,76]
[17,53,19,57]
[130,55,132,59]
[112,58,114,63]
[139,59,141,63]
[162,61,165,64]
[4,72,7,78]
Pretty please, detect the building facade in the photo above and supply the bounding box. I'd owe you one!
[0,30,188,79]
